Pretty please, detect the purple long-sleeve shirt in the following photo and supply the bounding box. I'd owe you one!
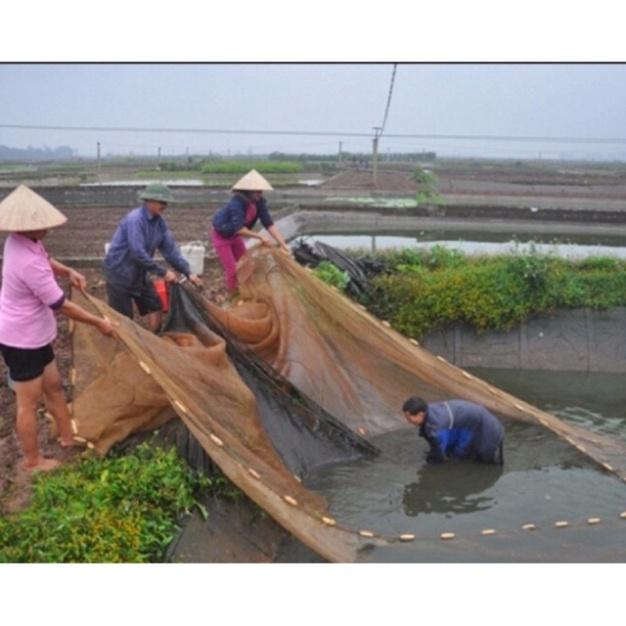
[104,204,190,294]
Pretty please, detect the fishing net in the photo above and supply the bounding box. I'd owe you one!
[71,247,626,562]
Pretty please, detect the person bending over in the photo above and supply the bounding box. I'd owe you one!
[402,396,504,465]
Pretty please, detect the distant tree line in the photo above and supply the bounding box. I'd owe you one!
[0,145,75,162]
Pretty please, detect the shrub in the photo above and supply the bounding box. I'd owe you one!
[0,443,212,563]
[363,250,626,338]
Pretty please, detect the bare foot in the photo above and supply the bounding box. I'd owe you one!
[20,457,61,472]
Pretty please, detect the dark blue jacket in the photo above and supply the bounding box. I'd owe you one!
[103,205,191,294]
[212,193,274,238]
[419,400,504,463]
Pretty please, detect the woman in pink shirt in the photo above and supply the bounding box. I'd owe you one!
[0,185,116,472]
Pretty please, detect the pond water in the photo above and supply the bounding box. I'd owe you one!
[276,369,626,562]
[307,232,626,258]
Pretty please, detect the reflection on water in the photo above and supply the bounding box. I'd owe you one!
[310,234,626,259]
[278,370,626,562]
[402,462,503,517]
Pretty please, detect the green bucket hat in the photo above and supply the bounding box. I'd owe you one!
[138,183,174,203]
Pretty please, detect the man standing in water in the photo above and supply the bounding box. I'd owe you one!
[402,396,504,465]
[104,183,202,332]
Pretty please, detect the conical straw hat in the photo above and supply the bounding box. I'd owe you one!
[231,169,274,192]
[0,185,67,232]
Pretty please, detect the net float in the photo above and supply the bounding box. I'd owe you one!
[173,400,188,415]
[283,495,298,507]
[587,518,601,525]
[382,321,391,328]
[554,521,569,528]
[522,523,537,531]
[481,529,496,536]
[359,530,375,538]
[209,434,224,447]
[440,532,456,540]
[247,468,261,480]
[322,516,336,527]
[409,338,419,346]
[399,533,415,542]
[139,361,152,375]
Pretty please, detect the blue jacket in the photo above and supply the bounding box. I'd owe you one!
[419,400,504,463]
[212,193,274,238]
[103,205,191,294]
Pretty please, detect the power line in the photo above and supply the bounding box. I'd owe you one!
[2,123,626,145]
[380,63,398,135]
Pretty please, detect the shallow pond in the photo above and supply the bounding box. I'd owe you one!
[276,369,626,562]
[308,232,626,258]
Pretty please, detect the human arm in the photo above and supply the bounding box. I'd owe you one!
[60,301,117,336]
[267,224,291,255]
[236,226,272,246]
[49,258,87,290]
[424,423,447,463]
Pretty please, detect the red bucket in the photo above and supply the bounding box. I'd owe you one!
[154,279,169,312]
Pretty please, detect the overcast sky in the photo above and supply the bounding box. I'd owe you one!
[2,63,626,160]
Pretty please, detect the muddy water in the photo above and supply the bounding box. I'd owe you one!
[276,370,626,562]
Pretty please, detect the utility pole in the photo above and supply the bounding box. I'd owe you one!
[96,141,101,184]
[338,141,343,165]
[157,146,162,161]
[372,127,382,186]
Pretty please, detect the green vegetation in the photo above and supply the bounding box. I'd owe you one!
[413,165,444,205]
[314,261,350,292]
[0,442,239,563]
[200,160,302,175]
[363,246,626,338]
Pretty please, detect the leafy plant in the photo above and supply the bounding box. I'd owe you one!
[362,250,626,339]
[0,443,214,563]
[313,261,350,292]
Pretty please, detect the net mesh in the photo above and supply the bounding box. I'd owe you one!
[71,248,626,562]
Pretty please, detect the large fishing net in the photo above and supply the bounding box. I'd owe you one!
[71,248,626,562]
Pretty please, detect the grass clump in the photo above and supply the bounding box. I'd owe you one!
[0,443,215,563]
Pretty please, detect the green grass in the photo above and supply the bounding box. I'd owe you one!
[358,247,626,338]
[0,442,236,563]
[200,160,302,175]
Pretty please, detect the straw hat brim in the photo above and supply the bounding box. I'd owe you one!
[0,185,67,232]
[231,169,274,192]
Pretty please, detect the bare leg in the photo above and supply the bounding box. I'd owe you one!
[14,376,59,471]
[146,310,163,333]
[42,359,75,447]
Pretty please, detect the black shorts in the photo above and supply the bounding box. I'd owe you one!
[0,343,55,382]
[106,281,162,319]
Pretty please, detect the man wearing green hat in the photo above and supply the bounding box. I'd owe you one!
[104,183,202,332]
